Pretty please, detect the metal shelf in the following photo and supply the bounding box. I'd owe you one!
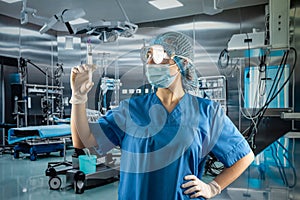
[198,75,227,113]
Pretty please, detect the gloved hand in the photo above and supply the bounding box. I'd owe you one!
[70,64,96,104]
[181,175,221,199]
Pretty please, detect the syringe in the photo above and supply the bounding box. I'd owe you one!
[86,39,93,82]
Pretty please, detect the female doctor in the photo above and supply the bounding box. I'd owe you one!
[70,31,254,200]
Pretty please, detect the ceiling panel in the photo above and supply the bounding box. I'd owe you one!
[0,0,267,32]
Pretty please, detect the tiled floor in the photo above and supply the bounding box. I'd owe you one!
[0,138,299,200]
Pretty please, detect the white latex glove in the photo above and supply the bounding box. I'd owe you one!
[181,175,221,199]
[70,64,96,104]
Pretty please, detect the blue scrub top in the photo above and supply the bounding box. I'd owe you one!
[92,93,251,200]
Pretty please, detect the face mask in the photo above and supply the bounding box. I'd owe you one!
[146,64,178,88]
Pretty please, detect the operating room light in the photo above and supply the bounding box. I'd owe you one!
[148,0,183,10]
[99,30,119,43]
[69,18,89,25]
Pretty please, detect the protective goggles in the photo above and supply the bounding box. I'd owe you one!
[140,45,171,64]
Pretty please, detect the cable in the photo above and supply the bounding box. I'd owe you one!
[25,58,56,79]
[273,143,288,186]
[275,140,297,188]
[245,33,260,120]
[217,49,229,69]
[244,47,297,142]
[246,50,288,127]
[256,50,290,116]
[265,51,288,105]
[265,49,296,107]
[238,68,259,135]
[258,53,267,73]
[240,33,260,142]
[258,51,269,97]
[224,58,240,77]
[271,144,286,185]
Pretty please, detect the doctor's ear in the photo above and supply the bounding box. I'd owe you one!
[183,59,189,66]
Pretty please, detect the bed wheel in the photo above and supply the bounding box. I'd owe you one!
[30,152,37,161]
[29,147,37,161]
[74,171,85,194]
[14,150,19,159]
[59,150,64,157]
[49,176,61,190]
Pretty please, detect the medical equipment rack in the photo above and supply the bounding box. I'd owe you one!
[198,75,227,113]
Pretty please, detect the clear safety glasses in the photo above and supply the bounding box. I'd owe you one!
[140,45,171,64]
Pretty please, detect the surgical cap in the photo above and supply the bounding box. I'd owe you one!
[150,31,199,94]
[150,31,193,61]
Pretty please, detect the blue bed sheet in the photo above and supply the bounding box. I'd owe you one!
[8,124,71,144]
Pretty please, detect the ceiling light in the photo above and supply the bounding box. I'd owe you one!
[148,0,183,10]
[1,0,22,3]
[69,18,89,25]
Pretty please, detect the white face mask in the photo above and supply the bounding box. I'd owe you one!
[145,64,178,88]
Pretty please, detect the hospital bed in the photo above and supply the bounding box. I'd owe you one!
[0,123,16,154]
[8,124,71,161]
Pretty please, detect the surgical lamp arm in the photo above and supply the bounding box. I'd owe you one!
[21,0,48,24]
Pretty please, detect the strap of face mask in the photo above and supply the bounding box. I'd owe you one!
[172,55,186,76]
